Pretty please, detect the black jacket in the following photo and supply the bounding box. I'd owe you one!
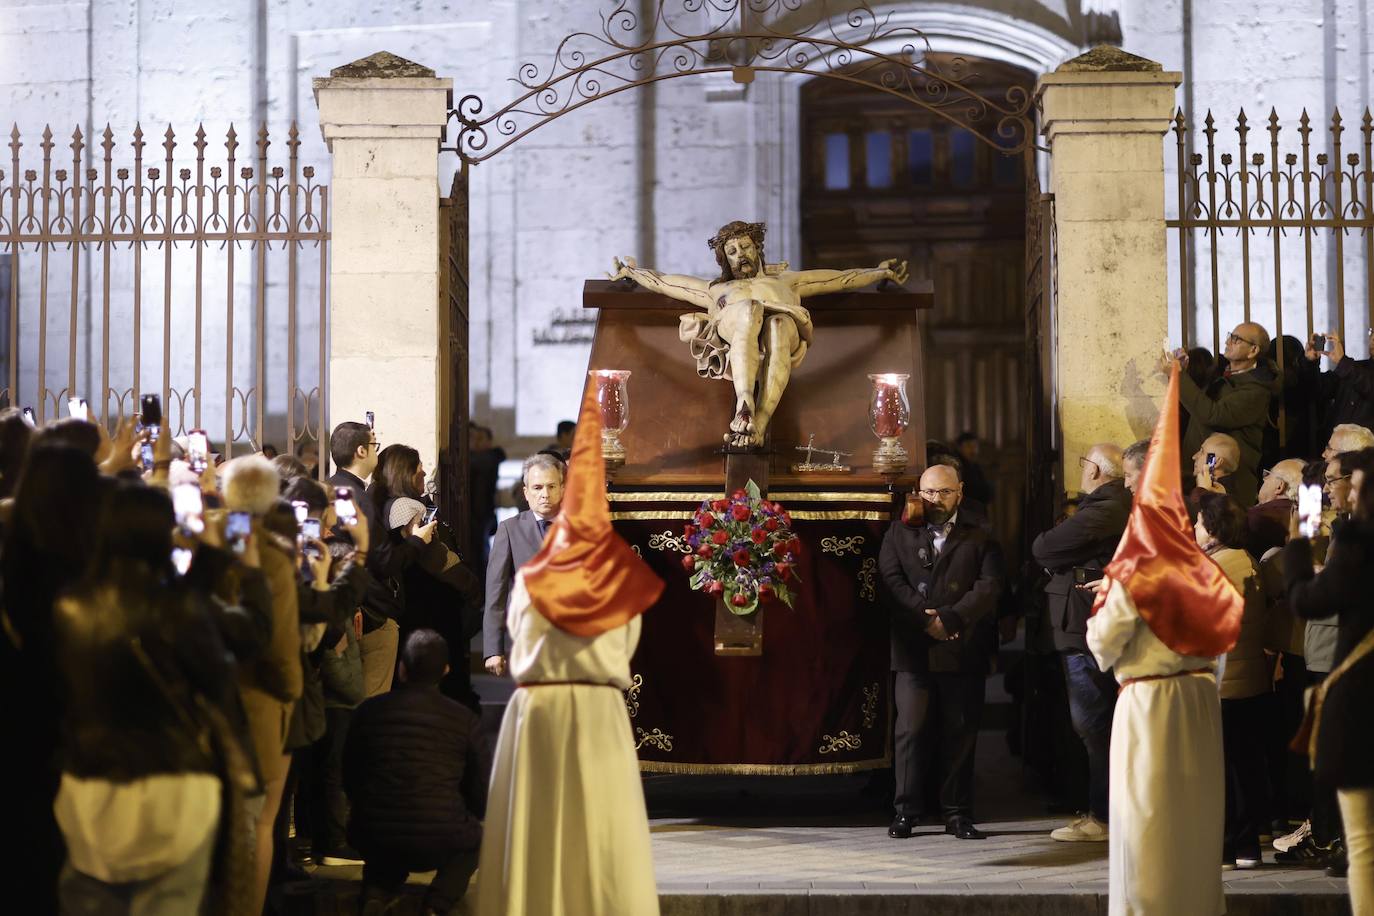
[343,682,488,859]
[327,469,423,630]
[1313,355,1374,440]
[1283,517,1374,788]
[879,512,1003,674]
[1031,479,1131,653]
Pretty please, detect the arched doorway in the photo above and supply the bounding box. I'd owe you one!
[800,54,1034,567]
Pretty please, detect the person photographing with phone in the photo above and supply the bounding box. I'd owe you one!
[1283,449,1374,909]
[1160,322,1279,510]
[372,445,483,713]
[1305,329,1374,440]
[326,420,438,700]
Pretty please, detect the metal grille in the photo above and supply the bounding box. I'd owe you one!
[1,123,329,463]
[1167,108,1374,356]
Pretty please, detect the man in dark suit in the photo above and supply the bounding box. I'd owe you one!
[1031,443,1132,843]
[482,452,566,676]
[881,463,1003,841]
[327,420,436,696]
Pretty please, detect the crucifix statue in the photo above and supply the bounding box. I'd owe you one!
[610,220,908,448]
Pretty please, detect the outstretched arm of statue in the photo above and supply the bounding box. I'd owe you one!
[788,259,909,297]
[609,256,714,309]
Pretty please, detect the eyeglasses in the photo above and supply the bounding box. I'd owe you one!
[368,439,380,450]
[919,488,960,500]
[1325,473,1351,487]
[1078,456,1100,473]
[1227,332,1259,349]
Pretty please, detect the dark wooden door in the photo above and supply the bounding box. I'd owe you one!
[439,165,472,561]
[801,56,1033,568]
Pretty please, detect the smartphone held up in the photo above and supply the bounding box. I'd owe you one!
[334,488,358,527]
[1298,483,1324,540]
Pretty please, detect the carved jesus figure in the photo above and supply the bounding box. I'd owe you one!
[611,220,908,448]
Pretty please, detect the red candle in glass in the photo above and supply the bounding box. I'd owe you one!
[590,370,631,432]
[868,373,910,438]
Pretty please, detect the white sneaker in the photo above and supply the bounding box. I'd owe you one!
[1051,814,1108,842]
[1272,820,1311,853]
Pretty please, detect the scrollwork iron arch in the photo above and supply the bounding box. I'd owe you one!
[443,0,1040,165]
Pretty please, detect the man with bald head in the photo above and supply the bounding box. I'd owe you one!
[1248,458,1305,556]
[1031,444,1133,842]
[1190,431,1251,506]
[1166,322,1280,509]
[880,463,1003,841]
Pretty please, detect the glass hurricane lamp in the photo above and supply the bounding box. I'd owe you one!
[589,369,631,470]
[868,372,910,474]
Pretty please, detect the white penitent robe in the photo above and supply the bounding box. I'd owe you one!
[1088,581,1225,916]
[475,572,659,916]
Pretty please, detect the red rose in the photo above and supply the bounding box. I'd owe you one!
[729,503,750,522]
[773,541,788,557]
[696,544,712,557]
[712,499,729,512]
[758,582,774,598]
[732,548,751,566]
[764,517,779,532]
[781,511,792,526]
[698,512,715,527]
[711,530,730,545]
[683,524,697,538]
[681,554,697,571]
[731,592,750,607]
[750,528,767,544]
[776,562,793,581]
[732,489,747,500]
[788,536,802,555]
[705,580,724,595]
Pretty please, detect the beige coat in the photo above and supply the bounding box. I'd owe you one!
[1213,547,1274,700]
[236,525,302,784]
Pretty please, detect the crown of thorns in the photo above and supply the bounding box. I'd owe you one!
[707,220,766,252]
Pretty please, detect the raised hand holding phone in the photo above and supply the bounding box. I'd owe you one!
[1297,482,1323,540]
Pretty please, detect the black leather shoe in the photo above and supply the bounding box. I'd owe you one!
[945,817,987,840]
[889,814,916,838]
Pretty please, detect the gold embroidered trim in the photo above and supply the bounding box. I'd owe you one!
[820,535,866,556]
[608,491,893,504]
[862,682,879,729]
[625,673,643,718]
[634,727,674,752]
[638,756,890,775]
[608,491,720,503]
[647,530,692,553]
[770,492,893,504]
[818,731,863,754]
[612,510,889,521]
[858,557,877,601]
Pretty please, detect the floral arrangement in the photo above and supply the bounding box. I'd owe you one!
[681,480,801,615]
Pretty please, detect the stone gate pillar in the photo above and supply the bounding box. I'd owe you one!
[1037,47,1181,487]
[314,52,452,473]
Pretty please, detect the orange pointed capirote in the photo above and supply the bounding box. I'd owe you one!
[520,373,664,636]
[1090,362,1243,658]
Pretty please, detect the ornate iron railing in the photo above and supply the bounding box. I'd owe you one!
[443,0,1037,164]
[1,122,329,463]
[1167,107,1374,355]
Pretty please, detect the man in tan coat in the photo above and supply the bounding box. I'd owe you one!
[223,455,302,914]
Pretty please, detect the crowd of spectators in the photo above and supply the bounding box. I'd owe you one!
[0,408,487,915]
[1023,325,1374,907]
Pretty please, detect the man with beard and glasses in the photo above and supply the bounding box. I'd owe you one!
[610,220,907,448]
[880,463,1004,841]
